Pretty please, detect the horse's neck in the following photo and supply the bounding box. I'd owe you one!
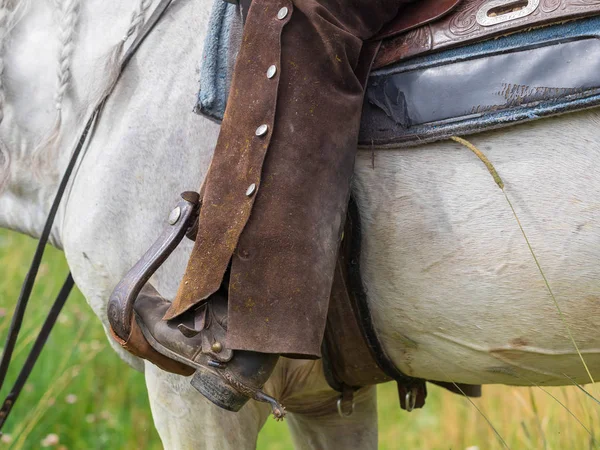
[0,0,160,245]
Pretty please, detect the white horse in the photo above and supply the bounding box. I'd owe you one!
[2,0,600,448]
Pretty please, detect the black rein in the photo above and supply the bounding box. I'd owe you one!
[0,0,175,432]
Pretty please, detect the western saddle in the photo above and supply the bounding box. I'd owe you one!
[111,0,600,416]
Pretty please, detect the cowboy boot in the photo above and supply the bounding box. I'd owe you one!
[134,285,285,417]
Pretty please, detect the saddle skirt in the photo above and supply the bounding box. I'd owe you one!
[322,197,482,411]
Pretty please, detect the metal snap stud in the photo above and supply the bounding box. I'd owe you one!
[211,342,223,353]
[277,6,288,20]
[246,183,257,197]
[168,206,181,225]
[255,124,269,136]
[266,65,277,79]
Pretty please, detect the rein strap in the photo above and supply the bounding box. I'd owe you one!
[0,0,175,433]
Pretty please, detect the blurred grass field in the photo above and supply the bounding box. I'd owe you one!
[0,229,598,449]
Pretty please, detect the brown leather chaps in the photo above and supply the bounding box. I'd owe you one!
[165,0,414,357]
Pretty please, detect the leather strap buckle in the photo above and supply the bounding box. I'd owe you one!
[404,386,418,412]
[336,386,355,418]
[398,381,427,412]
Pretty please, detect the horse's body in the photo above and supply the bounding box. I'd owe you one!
[2,0,600,448]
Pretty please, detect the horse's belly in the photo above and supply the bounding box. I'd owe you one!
[355,112,600,386]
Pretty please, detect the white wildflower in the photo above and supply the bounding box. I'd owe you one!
[41,433,59,447]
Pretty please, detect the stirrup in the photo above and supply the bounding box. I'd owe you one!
[108,191,200,347]
[107,192,285,418]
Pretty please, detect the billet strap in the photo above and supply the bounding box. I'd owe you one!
[0,0,176,433]
[343,198,422,386]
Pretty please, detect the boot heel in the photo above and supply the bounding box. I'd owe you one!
[190,366,249,412]
[190,365,286,419]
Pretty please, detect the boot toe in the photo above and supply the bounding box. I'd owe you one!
[134,285,205,365]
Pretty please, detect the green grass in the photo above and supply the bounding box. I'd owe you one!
[0,229,598,449]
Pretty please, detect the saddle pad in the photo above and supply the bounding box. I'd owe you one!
[197,3,600,147]
[195,0,241,121]
[359,16,600,147]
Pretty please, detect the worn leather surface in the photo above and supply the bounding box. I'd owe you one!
[167,0,414,357]
[374,0,600,69]
[136,285,234,364]
[373,0,460,40]
[109,317,194,376]
[362,30,600,147]
[108,193,199,341]
[323,204,394,389]
[165,0,291,320]
[323,198,481,405]
[107,194,199,376]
